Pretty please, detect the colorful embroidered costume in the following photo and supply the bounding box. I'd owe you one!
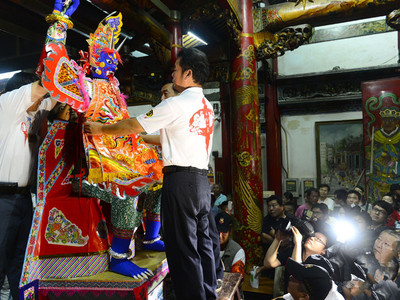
[37,1,164,280]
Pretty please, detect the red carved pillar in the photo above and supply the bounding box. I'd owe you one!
[265,58,282,195]
[231,0,263,266]
[167,10,182,66]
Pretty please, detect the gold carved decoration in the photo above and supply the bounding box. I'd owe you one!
[208,62,230,84]
[236,163,262,233]
[254,24,313,59]
[149,37,170,66]
[387,9,400,30]
[232,85,258,115]
[225,9,242,50]
[245,108,258,123]
[295,0,314,9]
[181,2,222,33]
[181,2,242,50]
[236,151,253,167]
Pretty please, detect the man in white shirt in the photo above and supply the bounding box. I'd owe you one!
[0,72,53,299]
[85,48,217,299]
[318,184,335,212]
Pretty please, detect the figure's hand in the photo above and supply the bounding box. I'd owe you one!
[53,0,64,13]
[291,226,303,246]
[84,121,103,135]
[65,0,80,17]
[53,0,80,17]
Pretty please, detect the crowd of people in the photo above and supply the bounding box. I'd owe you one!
[259,184,400,300]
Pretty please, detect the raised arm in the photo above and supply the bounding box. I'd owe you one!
[290,226,303,263]
[37,0,80,76]
[84,118,145,136]
[45,0,80,44]
[264,231,284,268]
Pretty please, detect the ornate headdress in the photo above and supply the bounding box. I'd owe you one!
[380,106,400,119]
[87,12,124,71]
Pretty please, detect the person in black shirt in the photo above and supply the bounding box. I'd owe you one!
[261,195,297,252]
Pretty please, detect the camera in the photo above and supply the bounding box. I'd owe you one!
[276,218,315,239]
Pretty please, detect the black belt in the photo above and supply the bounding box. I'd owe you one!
[162,166,208,176]
[0,183,31,195]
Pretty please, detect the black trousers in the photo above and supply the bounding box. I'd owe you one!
[0,193,33,300]
[208,209,223,280]
[162,171,217,300]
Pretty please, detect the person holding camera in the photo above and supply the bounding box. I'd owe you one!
[261,195,297,252]
[262,223,330,294]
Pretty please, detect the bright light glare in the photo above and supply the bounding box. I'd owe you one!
[188,31,208,45]
[0,70,21,80]
[334,219,357,243]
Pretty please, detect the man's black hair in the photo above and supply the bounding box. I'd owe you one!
[163,82,179,95]
[355,185,364,193]
[311,203,329,215]
[390,183,400,193]
[352,210,372,226]
[177,48,209,85]
[305,187,319,197]
[373,200,394,216]
[318,184,330,192]
[334,189,347,201]
[5,71,38,92]
[347,189,361,201]
[284,191,294,202]
[266,195,283,206]
[383,192,397,201]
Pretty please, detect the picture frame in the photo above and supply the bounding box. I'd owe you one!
[315,120,364,192]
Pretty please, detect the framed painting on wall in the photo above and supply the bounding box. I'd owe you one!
[315,120,364,192]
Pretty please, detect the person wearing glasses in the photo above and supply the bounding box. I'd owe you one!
[356,229,400,285]
[368,200,393,242]
[262,225,329,295]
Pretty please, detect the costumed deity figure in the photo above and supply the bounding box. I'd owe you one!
[373,107,400,178]
[39,0,164,279]
[367,106,400,198]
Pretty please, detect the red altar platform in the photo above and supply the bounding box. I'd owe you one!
[20,251,168,300]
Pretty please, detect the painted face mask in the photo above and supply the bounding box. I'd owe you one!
[88,12,124,79]
[92,49,119,79]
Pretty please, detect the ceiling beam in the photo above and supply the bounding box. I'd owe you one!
[89,0,171,49]
[0,18,44,44]
[259,0,400,32]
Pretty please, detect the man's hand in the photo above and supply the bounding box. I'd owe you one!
[84,121,103,135]
[275,229,287,241]
[291,226,303,246]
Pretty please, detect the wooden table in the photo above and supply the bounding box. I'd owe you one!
[242,272,274,295]
[217,272,243,300]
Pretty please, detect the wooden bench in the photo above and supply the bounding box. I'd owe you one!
[217,272,243,300]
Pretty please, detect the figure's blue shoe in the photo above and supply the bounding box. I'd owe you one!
[109,236,153,279]
[110,257,152,279]
[143,237,165,251]
[143,219,165,251]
